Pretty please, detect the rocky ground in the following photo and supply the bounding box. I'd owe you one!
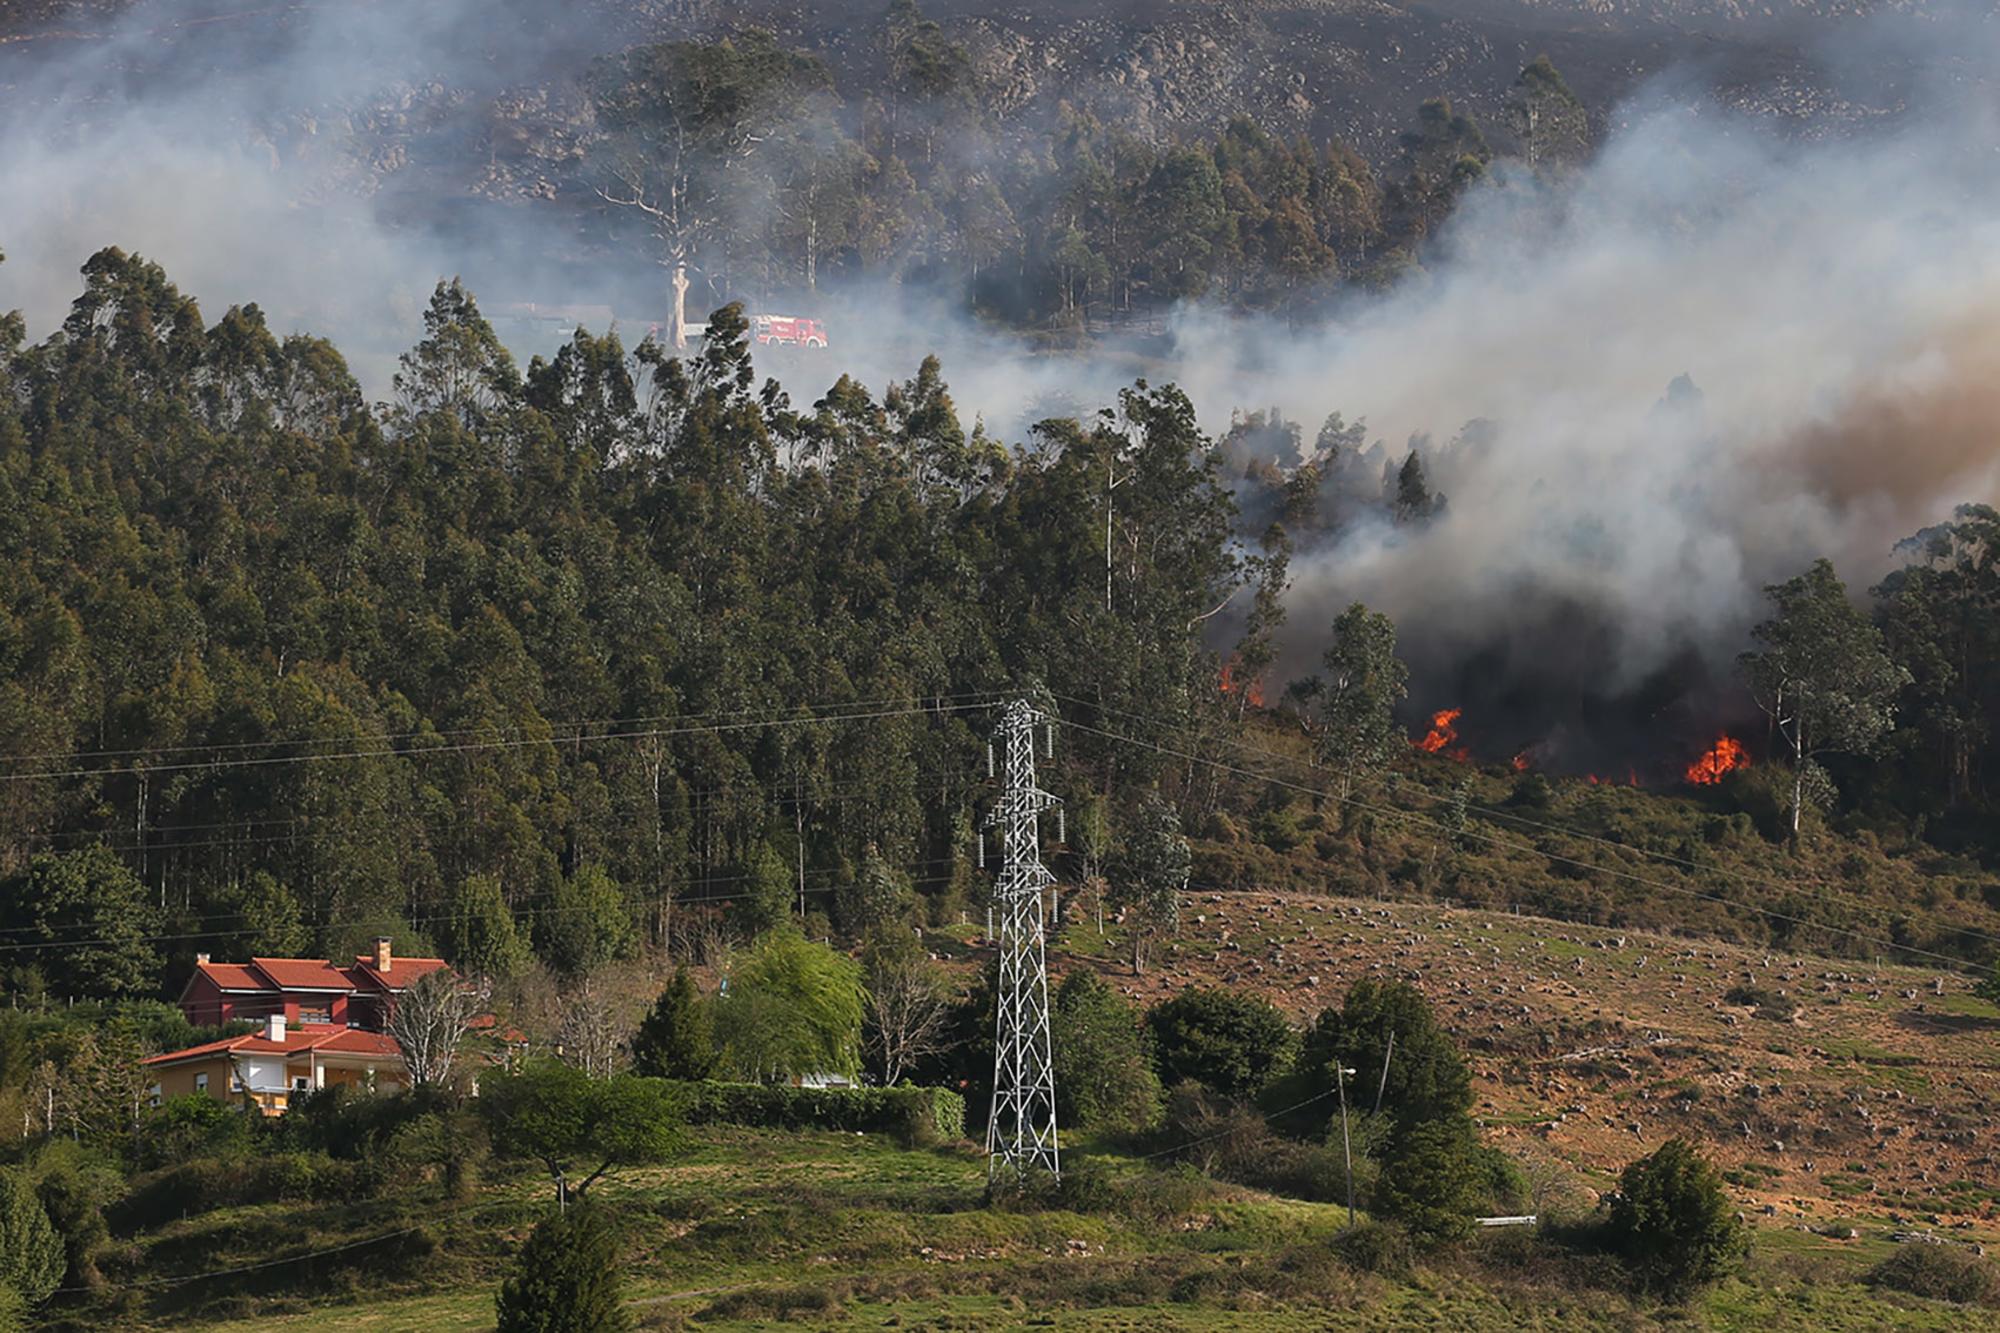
[1058,889,2000,1241]
[0,0,1964,189]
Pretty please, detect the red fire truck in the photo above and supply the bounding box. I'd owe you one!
[749,314,829,348]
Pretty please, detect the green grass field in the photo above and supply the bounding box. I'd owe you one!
[65,1124,1985,1332]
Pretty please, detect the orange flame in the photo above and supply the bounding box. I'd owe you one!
[1510,751,1531,773]
[1685,735,1750,785]
[1219,660,1267,709]
[1414,707,1463,756]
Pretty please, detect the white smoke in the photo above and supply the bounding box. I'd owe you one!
[4,1,1999,752]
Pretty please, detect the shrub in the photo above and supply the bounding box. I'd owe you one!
[112,1152,375,1231]
[1146,986,1296,1099]
[1157,1085,1349,1202]
[1869,1244,2000,1306]
[1722,984,1798,1021]
[130,1093,251,1171]
[1332,1219,1415,1277]
[1607,1138,1746,1297]
[1473,1144,1529,1216]
[1052,971,1162,1134]
[24,1140,118,1290]
[0,1168,64,1310]
[1375,1121,1481,1248]
[659,1079,964,1146]
[495,1205,630,1333]
[277,1082,439,1161]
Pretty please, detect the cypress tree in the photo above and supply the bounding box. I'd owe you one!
[0,1168,64,1311]
[629,968,716,1080]
[495,1205,630,1333]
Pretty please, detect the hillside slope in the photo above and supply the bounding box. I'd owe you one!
[1055,889,2000,1229]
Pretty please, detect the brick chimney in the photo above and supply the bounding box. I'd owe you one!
[373,936,392,973]
[195,952,211,966]
[266,1012,286,1042]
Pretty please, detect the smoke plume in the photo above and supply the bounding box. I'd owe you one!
[3,1,1998,767]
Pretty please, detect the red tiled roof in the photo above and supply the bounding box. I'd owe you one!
[350,956,451,992]
[249,958,358,991]
[194,962,273,992]
[313,1029,403,1057]
[145,1023,404,1066]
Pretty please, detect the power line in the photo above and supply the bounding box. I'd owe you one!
[0,691,1009,769]
[0,857,981,957]
[0,697,1001,784]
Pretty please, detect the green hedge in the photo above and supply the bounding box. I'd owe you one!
[655,1080,967,1146]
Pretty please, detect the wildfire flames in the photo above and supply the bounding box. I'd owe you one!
[1414,707,1467,759]
[1685,735,1750,785]
[1218,660,1266,709]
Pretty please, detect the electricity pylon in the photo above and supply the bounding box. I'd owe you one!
[984,698,1061,1182]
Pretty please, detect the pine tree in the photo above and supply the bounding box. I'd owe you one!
[1392,449,1437,524]
[629,968,717,1080]
[494,1205,631,1333]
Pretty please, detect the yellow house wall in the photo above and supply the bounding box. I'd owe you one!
[150,1055,235,1103]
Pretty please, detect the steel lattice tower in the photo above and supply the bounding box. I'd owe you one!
[984,698,1061,1182]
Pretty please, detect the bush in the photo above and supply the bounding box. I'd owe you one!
[1607,1138,1746,1297]
[0,1168,63,1310]
[659,1079,965,1146]
[23,1140,118,1290]
[1722,984,1799,1021]
[1146,986,1296,1100]
[1869,1244,2000,1305]
[1332,1220,1415,1277]
[1375,1121,1481,1248]
[130,1093,251,1171]
[277,1082,440,1161]
[1155,1085,1351,1202]
[1473,1144,1529,1216]
[1052,971,1162,1135]
[495,1205,630,1333]
[115,1152,376,1229]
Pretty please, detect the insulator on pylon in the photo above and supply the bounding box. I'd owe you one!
[976,833,985,869]
[1044,723,1053,759]
[1056,808,1065,843]
[986,744,995,778]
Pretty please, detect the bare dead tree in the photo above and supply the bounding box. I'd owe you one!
[593,92,774,328]
[387,969,489,1090]
[556,983,625,1079]
[861,936,952,1086]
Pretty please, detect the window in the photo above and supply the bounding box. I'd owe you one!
[148,1083,162,1108]
[293,1075,310,1091]
[195,1072,209,1093]
[229,1069,242,1093]
[299,1006,331,1025]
